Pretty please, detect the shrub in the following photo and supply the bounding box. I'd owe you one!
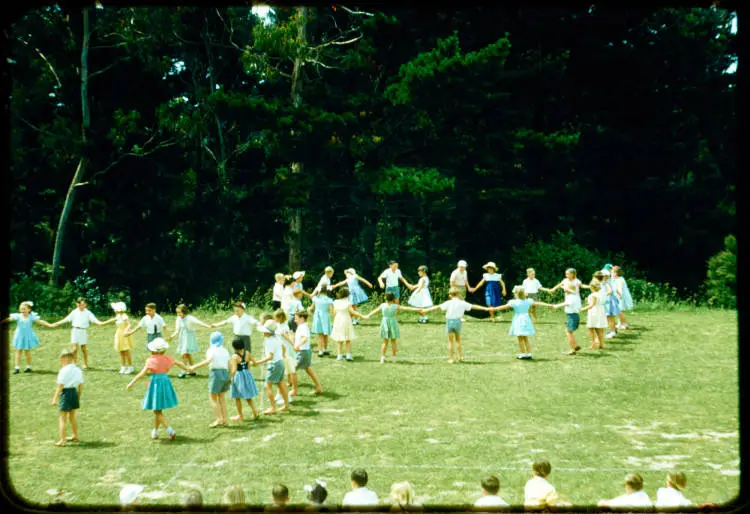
[8,274,78,317]
[704,234,736,309]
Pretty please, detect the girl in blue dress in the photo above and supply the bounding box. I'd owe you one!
[491,287,555,360]
[2,301,54,374]
[611,265,633,329]
[601,270,622,340]
[332,268,374,325]
[473,263,507,322]
[229,338,260,421]
[309,289,335,357]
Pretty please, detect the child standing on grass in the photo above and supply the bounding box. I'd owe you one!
[126,338,188,440]
[420,288,490,363]
[272,273,285,311]
[611,266,633,329]
[524,460,559,509]
[332,268,374,324]
[331,287,364,361]
[541,268,582,299]
[580,280,607,349]
[273,309,298,403]
[211,302,259,353]
[362,292,422,364]
[3,301,54,374]
[169,304,211,378]
[255,320,290,415]
[125,303,168,352]
[549,290,583,356]
[111,302,134,375]
[449,260,472,301]
[601,269,621,340]
[313,266,335,295]
[309,288,335,357]
[522,268,543,323]
[293,311,323,395]
[407,265,433,323]
[50,349,83,446]
[51,297,113,369]
[229,337,260,421]
[473,262,507,323]
[491,286,555,360]
[189,331,231,427]
[286,289,305,332]
[378,260,412,305]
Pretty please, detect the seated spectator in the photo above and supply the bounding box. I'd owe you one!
[342,468,379,506]
[598,474,653,509]
[271,484,290,509]
[474,475,509,508]
[305,479,328,507]
[181,488,203,510]
[656,472,691,508]
[223,485,246,510]
[524,460,559,509]
[389,481,422,511]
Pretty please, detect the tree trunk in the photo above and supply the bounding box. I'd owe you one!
[50,8,90,285]
[287,7,307,272]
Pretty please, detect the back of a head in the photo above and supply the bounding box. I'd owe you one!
[390,482,415,506]
[308,484,328,505]
[625,474,644,491]
[272,484,289,504]
[667,472,687,490]
[223,485,246,507]
[532,460,552,478]
[481,476,500,495]
[181,489,203,510]
[351,468,368,487]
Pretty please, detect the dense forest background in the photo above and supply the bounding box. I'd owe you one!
[5,5,737,312]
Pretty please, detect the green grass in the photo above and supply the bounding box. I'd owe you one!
[6,305,739,508]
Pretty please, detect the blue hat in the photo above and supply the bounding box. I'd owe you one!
[603,263,613,270]
[210,331,224,346]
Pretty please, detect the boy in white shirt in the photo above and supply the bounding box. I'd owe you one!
[342,468,379,506]
[189,331,231,427]
[286,289,305,331]
[522,268,543,323]
[655,472,691,508]
[211,302,259,352]
[450,260,473,300]
[550,291,583,356]
[474,475,509,508]
[313,266,335,295]
[51,297,113,369]
[50,349,84,446]
[524,460,559,509]
[124,302,168,352]
[293,311,323,395]
[378,260,412,305]
[421,288,489,363]
[598,474,653,509]
[255,319,290,415]
[272,273,285,311]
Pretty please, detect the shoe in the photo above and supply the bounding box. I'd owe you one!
[318,351,324,357]
[352,319,359,325]
[345,354,353,361]
[177,371,187,378]
[151,430,158,440]
[517,354,525,360]
[380,356,386,364]
[125,367,134,374]
[336,355,344,361]
[189,372,197,376]
[574,346,581,352]
[525,354,533,360]
[24,367,32,373]
[605,332,616,339]
[119,366,125,374]
[12,368,19,375]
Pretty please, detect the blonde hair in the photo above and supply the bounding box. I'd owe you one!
[19,301,33,311]
[59,349,75,360]
[513,286,527,300]
[273,308,288,323]
[612,265,624,277]
[275,273,285,281]
[222,486,246,507]
[448,287,460,297]
[526,268,535,274]
[390,481,415,507]
[176,304,189,315]
[589,280,601,292]
[324,266,334,274]
[667,471,686,490]
[418,265,428,274]
[565,268,577,277]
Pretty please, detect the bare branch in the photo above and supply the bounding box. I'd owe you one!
[85,139,177,185]
[215,8,243,51]
[309,34,362,50]
[338,5,375,17]
[17,37,62,88]
[17,117,59,138]
[88,60,121,79]
[305,58,339,70]
[203,143,218,162]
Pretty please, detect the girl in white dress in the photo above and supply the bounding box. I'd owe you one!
[330,287,364,361]
[407,266,433,323]
[580,280,607,349]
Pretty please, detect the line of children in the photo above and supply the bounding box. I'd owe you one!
[51,297,115,369]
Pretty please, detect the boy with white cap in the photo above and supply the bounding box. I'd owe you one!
[450,260,472,321]
[50,297,114,369]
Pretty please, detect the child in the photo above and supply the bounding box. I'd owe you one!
[255,319,290,414]
[655,472,691,508]
[598,474,653,508]
[331,287,364,361]
[362,292,421,364]
[50,349,83,446]
[420,288,490,363]
[124,303,168,352]
[407,265,433,323]
[580,280,607,349]
[189,331,231,427]
[271,484,290,508]
[342,468,379,506]
[549,288,583,355]
[309,288,335,357]
[111,302,134,374]
[541,268,582,298]
[473,262,507,323]
[51,297,114,369]
[2,301,54,374]
[378,260,412,305]
[332,268,374,324]
[601,269,621,339]
[491,286,555,360]
[169,304,211,378]
[313,266,335,295]
[474,475,509,507]
[211,302,259,352]
[293,311,323,395]
[126,338,188,440]
[450,260,473,301]
[522,268,543,323]
[286,289,305,332]
[272,273,285,311]
[305,479,328,506]
[389,482,417,510]
[524,460,558,509]
[611,265,633,329]
[273,309,298,402]
[223,486,246,509]
[292,271,312,299]
[280,275,297,317]
[229,337,260,421]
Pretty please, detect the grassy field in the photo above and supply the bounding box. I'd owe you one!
[5,305,739,508]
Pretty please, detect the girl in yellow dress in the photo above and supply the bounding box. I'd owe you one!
[112,302,134,374]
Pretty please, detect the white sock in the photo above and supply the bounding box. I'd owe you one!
[152,429,158,437]
[166,427,175,435]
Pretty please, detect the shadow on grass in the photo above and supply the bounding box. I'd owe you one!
[17,370,57,376]
[167,434,222,445]
[71,440,118,449]
[568,351,610,359]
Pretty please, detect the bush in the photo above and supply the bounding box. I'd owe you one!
[704,234,736,309]
[8,274,78,317]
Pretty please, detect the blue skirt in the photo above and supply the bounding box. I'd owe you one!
[349,283,369,305]
[142,373,178,410]
[485,282,503,307]
[230,369,259,399]
[12,328,40,350]
[509,313,535,336]
[311,311,332,335]
[619,282,634,311]
[605,294,622,317]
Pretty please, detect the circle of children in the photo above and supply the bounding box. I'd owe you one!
[4,260,635,446]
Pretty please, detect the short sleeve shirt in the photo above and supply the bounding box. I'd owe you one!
[272,283,284,302]
[440,298,473,319]
[57,363,84,388]
[64,309,99,328]
[295,323,311,350]
[380,268,402,287]
[450,269,468,286]
[522,278,541,293]
[146,354,175,374]
[264,335,284,363]
[484,273,503,282]
[228,313,258,336]
[139,314,166,334]
[206,346,230,370]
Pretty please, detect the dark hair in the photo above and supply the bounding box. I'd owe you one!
[625,474,644,491]
[284,275,295,286]
[388,260,398,265]
[233,302,246,310]
[308,484,327,504]
[272,484,289,503]
[337,287,350,299]
[231,338,245,350]
[273,308,288,323]
[385,292,396,302]
[532,460,551,477]
[76,297,87,304]
[295,310,309,320]
[481,476,500,495]
[351,469,368,487]
[593,271,605,282]
[317,288,329,297]
[145,302,157,310]
[176,304,189,315]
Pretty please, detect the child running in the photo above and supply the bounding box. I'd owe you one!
[407,265,433,323]
[211,302,259,353]
[292,311,323,395]
[491,286,555,360]
[189,331,231,427]
[362,292,422,363]
[331,287,364,361]
[473,262,507,323]
[50,349,83,446]
[332,268,373,324]
[309,288,334,357]
[229,337,260,421]
[2,301,54,374]
[580,280,607,349]
[255,319,290,415]
[169,304,211,378]
[126,338,188,440]
[51,297,114,369]
[111,302,134,374]
[420,288,490,363]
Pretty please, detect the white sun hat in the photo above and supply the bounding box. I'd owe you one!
[293,271,305,280]
[601,269,612,276]
[482,262,497,270]
[146,338,169,353]
[345,268,356,276]
[110,301,127,312]
[259,319,279,334]
[457,260,468,267]
[120,484,145,506]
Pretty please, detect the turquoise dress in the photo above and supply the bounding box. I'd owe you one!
[379,303,400,339]
[508,299,536,336]
[311,296,334,335]
[176,316,199,354]
[10,312,41,350]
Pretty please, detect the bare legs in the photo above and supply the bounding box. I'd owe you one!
[55,411,78,446]
[264,382,290,414]
[232,398,259,421]
[208,392,228,427]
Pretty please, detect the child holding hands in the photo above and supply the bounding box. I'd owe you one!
[362,292,422,364]
[3,301,54,374]
[229,337,260,421]
[490,286,555,360]
[50,349,83,446]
